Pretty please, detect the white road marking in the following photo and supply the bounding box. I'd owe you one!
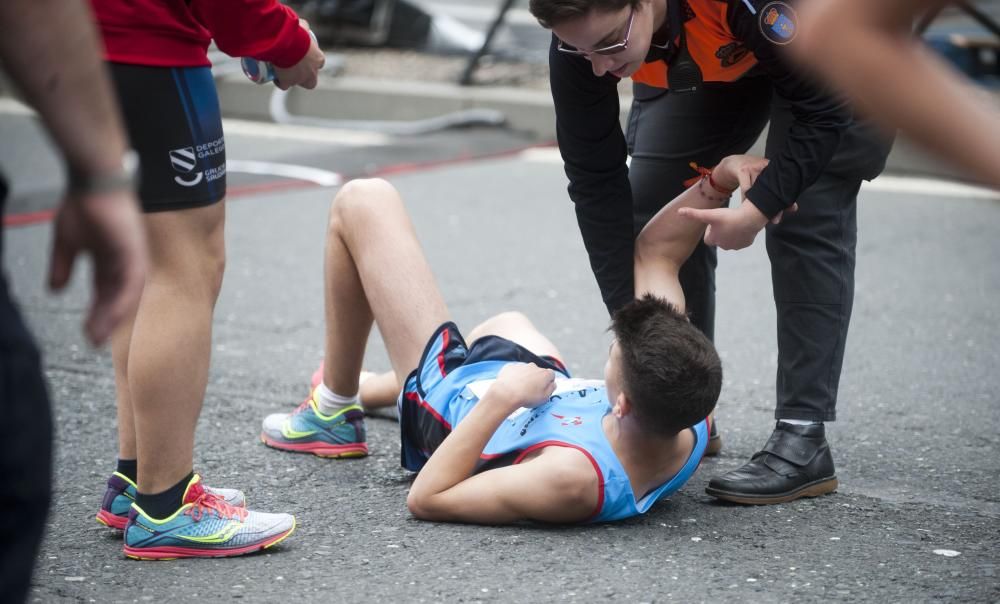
[222,118,390,147]
[862,175,999,200]
[227,159,342,187]
[518,147,563,163]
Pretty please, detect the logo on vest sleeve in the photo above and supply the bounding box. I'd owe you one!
[759,1,797,45]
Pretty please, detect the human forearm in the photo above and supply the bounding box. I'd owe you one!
[192,0,310,67]
[0,0,129,180]
[732,0,850,217]
[634,180,720,309]
[407,393,513,505]
[409,364,555,511]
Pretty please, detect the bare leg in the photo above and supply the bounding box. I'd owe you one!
[358,371,400,409]
[112,307,138,461]
[357,312,564,409]
[466,311,564,362]
[322,178,451,395]
[126,202,226,494]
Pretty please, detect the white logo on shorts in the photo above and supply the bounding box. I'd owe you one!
[169,147,197,173]
[174,172,204,187]
[169,146,205,187]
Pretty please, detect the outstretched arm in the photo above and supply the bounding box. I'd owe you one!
[406,363,599,524]
[634,156,769,312]
[792,0,1000,189]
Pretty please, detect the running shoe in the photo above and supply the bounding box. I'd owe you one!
[260,387,368,458]
[123,474,294,560]
[96,472,246,530]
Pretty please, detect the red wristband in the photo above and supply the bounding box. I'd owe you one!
[707,172,733,195]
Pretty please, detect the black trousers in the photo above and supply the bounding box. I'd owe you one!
[0,178,53,604]
[626,77,890,421]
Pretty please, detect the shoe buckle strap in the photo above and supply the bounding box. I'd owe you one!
[758,429,821,467]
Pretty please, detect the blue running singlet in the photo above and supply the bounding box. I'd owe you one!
[399,322,709,523]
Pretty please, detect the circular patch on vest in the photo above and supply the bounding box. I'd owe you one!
[758,1,798,45]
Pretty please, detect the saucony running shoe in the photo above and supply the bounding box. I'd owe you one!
[96,472,246,530]
[122,474,294,560]
[261,387,367,458]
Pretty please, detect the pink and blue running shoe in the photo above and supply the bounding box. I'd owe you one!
[122,474,295,560]
[260,386,368,458]
[96,472,245,530]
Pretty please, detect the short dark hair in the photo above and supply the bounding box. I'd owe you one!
[610,294,722,436]
[529,0,638,28]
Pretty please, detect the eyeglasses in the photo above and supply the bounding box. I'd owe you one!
[557,7,636,56]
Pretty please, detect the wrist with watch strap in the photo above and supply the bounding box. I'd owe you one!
[67,149,139,196]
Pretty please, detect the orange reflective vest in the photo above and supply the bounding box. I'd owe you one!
[631,0,758,89]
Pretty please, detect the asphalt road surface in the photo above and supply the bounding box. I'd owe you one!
[2,108,999,603]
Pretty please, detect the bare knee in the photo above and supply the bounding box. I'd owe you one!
[158,229,225,301]
[329,178,401,234]
[144,204,226,301]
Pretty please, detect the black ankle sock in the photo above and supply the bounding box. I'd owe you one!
[116,459,138,483]
[135,471,194,519]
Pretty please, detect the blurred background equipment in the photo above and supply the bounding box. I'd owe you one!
[288,0,484,53]
[920,1,999,88]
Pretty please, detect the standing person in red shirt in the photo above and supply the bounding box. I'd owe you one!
[90,0,325,559]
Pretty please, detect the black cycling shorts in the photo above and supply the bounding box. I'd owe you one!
[109,63,226,212]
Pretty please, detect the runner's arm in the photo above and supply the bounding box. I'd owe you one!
[407,447,600,524]
[634,155,769,311]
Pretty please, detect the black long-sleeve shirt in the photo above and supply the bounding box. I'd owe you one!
[549,0,852,312]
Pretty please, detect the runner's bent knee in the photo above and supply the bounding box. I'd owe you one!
[330,178,403,235]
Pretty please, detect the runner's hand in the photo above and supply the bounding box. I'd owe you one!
[490,363,557,409]
[48,189,146,346]
[713,154,769,194]
[273,20,325,90]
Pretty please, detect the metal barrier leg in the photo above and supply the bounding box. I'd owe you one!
[459,0,519,86]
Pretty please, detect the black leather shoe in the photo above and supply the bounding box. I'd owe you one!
[704,418,722,457]
[705,422,837,504]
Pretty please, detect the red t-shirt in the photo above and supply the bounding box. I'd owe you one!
[91,0,310,68]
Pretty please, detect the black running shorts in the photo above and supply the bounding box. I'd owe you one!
[109,63,226,212]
